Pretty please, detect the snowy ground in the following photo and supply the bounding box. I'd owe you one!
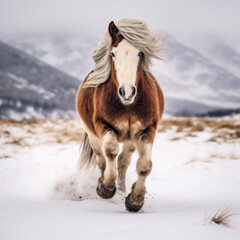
[0,119,240,240]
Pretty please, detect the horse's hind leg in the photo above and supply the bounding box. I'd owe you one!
[117,141,135,193]
[87,134,106,177]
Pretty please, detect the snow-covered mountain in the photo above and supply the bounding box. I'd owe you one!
[1,32,239,118]
[0,41,79,119]
[154,33,240,109]
[4,33,95,81]
[187,37,240,78]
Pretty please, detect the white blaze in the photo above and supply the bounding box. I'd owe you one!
[111,39,139,91]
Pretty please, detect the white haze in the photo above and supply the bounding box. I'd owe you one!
[0,0,240,50]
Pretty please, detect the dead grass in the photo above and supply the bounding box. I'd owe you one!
[207,131,239,143]
[184,156,212,164]
[3,130,10,135]
[209,152,240,160]
[191,122,204,132]
[213,121,240,131]
[209,152,226,159]
[0,118,239,145]
[184,132,197,138]
[176,119,194,132]
[205,207,238,227]
[229,152,240,160]
[0,154,11,159]
[159,118,239,132]
[157,118,240,142]
[5,137,29,146]
[170,136,184,141]
[1,119,84,146]
[185,152,240,164]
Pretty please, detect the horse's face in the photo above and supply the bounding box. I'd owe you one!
[109,21,143,105]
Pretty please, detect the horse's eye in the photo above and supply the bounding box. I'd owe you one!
[138,51,144,57]
[110,52,115,58]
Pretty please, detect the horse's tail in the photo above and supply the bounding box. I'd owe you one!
[77,132,96,170]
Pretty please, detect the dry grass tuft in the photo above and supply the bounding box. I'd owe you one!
[209,152,240,160]
[158,118,239,143]
[213,121,240,131]
[3,130,10,135]
[209,152,225,159]
[184,156,212,164]
[229,152,240,160]
[205,207,238,227]
[157,120,175,132]
[207,131,239,143]
[184,132,197,138]
[169,136,184,141]
[0,119,84,146]
[5,137,29,146]
[191,122,205,132]
[175,119,194,132]
[0,154,11,159]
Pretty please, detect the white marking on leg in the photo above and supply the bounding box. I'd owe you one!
[130,143,153,204]
[102,132,119,189]
[117,141,135,193]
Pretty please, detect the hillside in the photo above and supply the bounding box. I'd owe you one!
[0,41,79,119]
[5,33,240,114]
[1,32,240,118]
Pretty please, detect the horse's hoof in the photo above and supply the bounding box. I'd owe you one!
[96,178,116,199]
[125,194,144,212]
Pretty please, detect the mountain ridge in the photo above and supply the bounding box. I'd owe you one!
[1,32,239,119]
[0,40,79,119]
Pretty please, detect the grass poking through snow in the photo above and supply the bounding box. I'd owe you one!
[205,207,238,227]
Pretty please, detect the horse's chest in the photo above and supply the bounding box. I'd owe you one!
[115,120,143,142]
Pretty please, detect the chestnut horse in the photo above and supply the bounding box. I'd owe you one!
[76,19,164,212]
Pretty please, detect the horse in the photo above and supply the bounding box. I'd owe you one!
[76,19,164,212]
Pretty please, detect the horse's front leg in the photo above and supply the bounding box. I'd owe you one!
[97,131,119,199]
[125,127,155,212]
[117,141,135,194]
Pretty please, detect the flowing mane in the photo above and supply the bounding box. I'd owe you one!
[84,18,164,87]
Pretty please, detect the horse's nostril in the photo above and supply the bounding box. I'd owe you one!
[131,86,136,97]
[118,87,125,97]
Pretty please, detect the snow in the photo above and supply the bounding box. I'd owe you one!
[0,121,240,240]
[3,108,77,120]
[7,72,55,100]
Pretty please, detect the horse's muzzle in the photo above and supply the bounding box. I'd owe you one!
[118,85,137,105]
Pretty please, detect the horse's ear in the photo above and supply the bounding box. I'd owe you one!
[108,21,119,40]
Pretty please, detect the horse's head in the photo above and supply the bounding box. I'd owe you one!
[84,19,164,100]
[109,21,143,105]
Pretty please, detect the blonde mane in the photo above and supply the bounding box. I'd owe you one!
[84,19,164,88]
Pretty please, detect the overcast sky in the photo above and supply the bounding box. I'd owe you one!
[0,0,239,48]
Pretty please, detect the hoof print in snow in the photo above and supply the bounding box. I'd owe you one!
[125,194,144,212]
[96,178,116,199]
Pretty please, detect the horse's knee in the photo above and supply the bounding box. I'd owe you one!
[137,160,152,177]
[105,146,119,160]
[103,134,119,160]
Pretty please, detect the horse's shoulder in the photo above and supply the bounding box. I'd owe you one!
[76,71,97,134]
[146,71,164,119]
